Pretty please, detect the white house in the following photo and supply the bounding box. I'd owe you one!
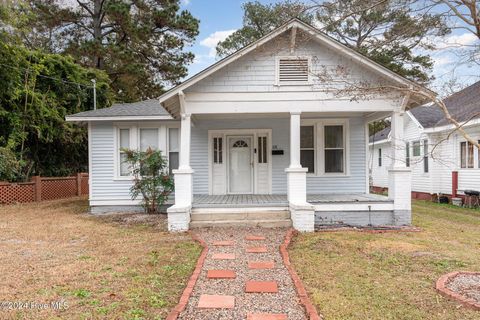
[67,19,433,232]
[370,81,480,199]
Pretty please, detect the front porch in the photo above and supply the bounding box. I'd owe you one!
[192,193,391,208]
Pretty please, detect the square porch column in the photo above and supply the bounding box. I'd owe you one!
[285,111,314,232]
[167,113,194,232]
[388,110,411,225]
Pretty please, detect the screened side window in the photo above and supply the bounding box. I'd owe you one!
[169,128,179,174]
[139,128,159,151]
[406,142,410,167]
[300,126,315,173]
[119,129,130,176]
[423,140,428,173]
[412,141,421,156]
[378,148,382,167]
[324,125,344,173]
[258,136,267,164]
[213,137,223,164]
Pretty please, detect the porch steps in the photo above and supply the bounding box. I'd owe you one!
[190,208,292,228]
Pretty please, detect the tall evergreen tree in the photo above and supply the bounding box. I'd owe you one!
[13,0,199,101]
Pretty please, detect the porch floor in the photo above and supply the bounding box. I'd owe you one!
[192,193,391,208]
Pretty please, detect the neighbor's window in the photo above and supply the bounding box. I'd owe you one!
[258,136,268,164]
[423,140,429,173]
[406,142,410,167]
[412,140,421,157]
[139,128,159,151]
[460,141,474,168]
[168,128,180,174]
[324,125,344,173]
[378,148,382,167]
[300,126,315,173]
[119,128,130,176]
[278,58,309,84]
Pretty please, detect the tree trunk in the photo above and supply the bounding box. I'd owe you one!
[93,0,104,69]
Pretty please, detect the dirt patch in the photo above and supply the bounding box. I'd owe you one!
[95,212,168,229]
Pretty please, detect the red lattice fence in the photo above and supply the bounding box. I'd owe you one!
[0,173,88,205]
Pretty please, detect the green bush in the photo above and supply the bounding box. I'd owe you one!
[122,148,174,214]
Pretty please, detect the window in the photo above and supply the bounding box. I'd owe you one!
[412,141,421,156]
[324,125,344,173]
[423,140,428,173]
[139,128,159,151]
[119,128,130,176]
[378,148,382,167]
[300,126,315,173]
[258,136,267,164]
[213,137,223,164]
[460,141,475,168]
[277,57,309,84]
[168,128,180,174]
[406,142,410,167]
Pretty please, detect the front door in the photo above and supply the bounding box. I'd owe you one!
[228,136,253,194]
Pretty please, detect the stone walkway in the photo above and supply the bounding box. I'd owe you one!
[177,227,308,320]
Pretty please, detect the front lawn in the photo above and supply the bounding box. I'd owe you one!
[289,201,480,320]
[0,198,201,320]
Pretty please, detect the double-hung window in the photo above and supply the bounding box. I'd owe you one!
[378,148,382,167]
[300,126,315,173]
[412,141,421,157]
[168,128,180,174]
[119,128,131,176]
[460,141,475,168]
[324,125,345,173]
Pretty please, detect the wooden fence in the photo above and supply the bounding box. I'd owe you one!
[0,173,88,205]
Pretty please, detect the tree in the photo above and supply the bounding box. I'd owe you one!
[216,1,315,57]
[216,0,449,84]
[12,0,199,102]
[122,148,174,214]
[314,0,449,83]
[0,42,112,181]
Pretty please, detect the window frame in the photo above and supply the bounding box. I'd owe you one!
[301,119,350,177]
[113,122,179,180]
[275,56,312,86]
[300,125,316,174]
[167,125,181,174]
[460,140,477,169]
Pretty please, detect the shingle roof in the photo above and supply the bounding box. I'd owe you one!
[67,99,171,118]
[369,80,480,142]
[369,126,390,143]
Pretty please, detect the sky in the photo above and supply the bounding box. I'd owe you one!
[179,0,480,93]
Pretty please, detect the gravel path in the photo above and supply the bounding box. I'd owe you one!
[446,273,480,303]
[178,227,307,320]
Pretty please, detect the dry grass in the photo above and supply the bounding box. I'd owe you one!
[289,201,480,320]
[0,198,201,319]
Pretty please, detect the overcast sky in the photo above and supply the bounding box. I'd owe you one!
[181,0,480,92]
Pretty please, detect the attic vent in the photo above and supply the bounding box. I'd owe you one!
[278,58,309,84]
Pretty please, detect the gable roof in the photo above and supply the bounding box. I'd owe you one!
[159,18,434,117]
[369,80,480,140]
[369,126,391,143]
[66,99,172,121]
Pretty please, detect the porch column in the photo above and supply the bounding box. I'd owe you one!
[388,110,411,225]
[167,113,194,232]
[285,111,314,232]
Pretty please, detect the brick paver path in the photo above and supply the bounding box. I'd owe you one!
[177,227,307,320]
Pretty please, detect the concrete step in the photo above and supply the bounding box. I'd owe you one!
[191,209,290,222]
[190,219,292,229]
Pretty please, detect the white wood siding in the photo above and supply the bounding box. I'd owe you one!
[191,117,367,195]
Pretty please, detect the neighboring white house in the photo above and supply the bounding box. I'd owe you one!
[67,19,433,232]
[370,81,480,198]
